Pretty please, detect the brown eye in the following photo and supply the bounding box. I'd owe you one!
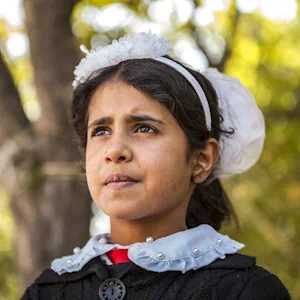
[136,124,156,133]
[91,127,110,137]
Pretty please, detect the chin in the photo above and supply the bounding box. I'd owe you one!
[102,204,151,221]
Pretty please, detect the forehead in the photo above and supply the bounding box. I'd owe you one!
[88,80,171,119]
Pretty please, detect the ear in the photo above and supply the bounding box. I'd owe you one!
[191,138,220,184]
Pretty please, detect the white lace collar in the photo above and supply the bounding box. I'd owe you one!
[51,224,244,275]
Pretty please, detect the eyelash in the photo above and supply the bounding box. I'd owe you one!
[90,124,157,137]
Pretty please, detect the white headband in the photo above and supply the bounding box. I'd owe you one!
[73,31,265,179]
[154,57,211,131]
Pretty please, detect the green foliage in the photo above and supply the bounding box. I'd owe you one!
[223,12,300,298]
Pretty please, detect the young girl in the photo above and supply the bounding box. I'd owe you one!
[22,31,290,300]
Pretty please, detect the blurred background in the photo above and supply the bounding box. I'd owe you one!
[0,0,299,298]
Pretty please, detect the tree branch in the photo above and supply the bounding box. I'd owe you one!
[23,0,79,135]
[0,52,31,141]
[0,51,40,194]
[191,0,241,72]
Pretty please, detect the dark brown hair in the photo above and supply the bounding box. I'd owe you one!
[71,56,239,231]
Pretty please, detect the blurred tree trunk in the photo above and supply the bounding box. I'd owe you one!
[0,0,92,289]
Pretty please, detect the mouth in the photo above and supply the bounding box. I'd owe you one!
[104,173,139,185]
[105,181,139,189]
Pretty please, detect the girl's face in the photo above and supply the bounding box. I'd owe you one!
[86,80,196,221]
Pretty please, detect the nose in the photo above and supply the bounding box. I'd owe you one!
[104,134,133,164]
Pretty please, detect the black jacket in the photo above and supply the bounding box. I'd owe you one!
[21,253,290,300]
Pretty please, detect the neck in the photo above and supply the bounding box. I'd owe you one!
[109,213,188,246]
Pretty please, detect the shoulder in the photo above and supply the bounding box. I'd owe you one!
[202,252,257,271]
[20,256,106,300]
[238,265,291,300]
[190,253,291,300]
[20,268,85,300]
[20,282,39,300]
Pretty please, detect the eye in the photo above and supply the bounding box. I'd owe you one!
[91,127,110,137]
[135,124,156,133]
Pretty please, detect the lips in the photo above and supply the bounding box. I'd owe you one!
[104,173,139,185]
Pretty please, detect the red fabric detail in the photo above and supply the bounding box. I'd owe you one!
[106,249,132,264]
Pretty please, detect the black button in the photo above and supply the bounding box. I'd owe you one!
[99,278,126,300]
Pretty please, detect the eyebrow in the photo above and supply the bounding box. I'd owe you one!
[88,114,166,130]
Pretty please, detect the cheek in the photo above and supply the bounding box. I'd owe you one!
[142,143,188,198]
[85,147,102,193]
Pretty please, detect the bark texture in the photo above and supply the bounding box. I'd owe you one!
[0,0,91,289]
